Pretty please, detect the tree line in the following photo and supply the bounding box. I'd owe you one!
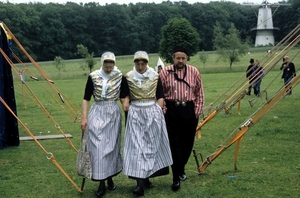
[0,0,298,62]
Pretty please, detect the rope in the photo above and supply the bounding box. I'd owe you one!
[50,156,83,193]
[1,22,85,193]
[198,24,300,131]
[0,97,83,193]
[3,23,80,122]
[0,48,78,153]
[195,24,300,174]
[12,52,80,122]
[198,68,300,174]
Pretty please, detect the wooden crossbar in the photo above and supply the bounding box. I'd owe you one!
[20,134,73,141]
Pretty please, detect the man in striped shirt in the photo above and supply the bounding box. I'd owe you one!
[159,45,204,191]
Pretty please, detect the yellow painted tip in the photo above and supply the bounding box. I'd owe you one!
[197,130,202,139]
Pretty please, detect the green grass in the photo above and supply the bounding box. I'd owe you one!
[1,48,300,197]
[17,46,300,80]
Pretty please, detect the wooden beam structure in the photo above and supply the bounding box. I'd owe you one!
[20,134,73,141]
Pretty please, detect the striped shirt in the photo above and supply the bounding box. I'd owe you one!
[159,64,204,116]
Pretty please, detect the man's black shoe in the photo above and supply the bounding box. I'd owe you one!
[179,174,187,181]
[171,181,180,191]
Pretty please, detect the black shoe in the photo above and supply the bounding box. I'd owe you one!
[132,186,144,196]
[171,181,180,191]
[107,177,116,190]
[144,179,153,188]
[179,174,187,181]
[96,186,106,197]
[107,183,116,190]
[107,177,117,190]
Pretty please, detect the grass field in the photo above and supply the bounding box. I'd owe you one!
[1,48,300,197]
[18,46,300,80]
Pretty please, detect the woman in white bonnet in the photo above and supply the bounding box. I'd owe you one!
[155,57,165,74]
[80,51,127,197]
[121,51,173,196]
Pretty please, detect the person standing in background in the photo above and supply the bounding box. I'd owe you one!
[159,46,204,191]
[280,56,296,95]
[155,57,165,74]
[246,58,255,95]
[80,52,126,197]
[252,60,264,96]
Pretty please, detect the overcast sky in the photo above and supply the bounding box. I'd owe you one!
[5,0,280,6]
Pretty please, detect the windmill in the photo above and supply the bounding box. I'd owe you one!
[247,0,291,46]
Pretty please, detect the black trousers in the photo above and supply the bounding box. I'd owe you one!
[165,100,198,181]
[248,81,253,95]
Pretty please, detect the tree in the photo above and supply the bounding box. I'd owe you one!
[76,44,96,73]
[76,44,88,58]
[159,17,201,63]
[85,52,97,73]
[213,22,250,68]
[38,4,68,61]
[2,2,294,61]
[54,56,65,78]
[199,50,208,67]
[60,3,90,59]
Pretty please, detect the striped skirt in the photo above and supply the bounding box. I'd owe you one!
[123,102,173,178]
[87,101,123,180]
